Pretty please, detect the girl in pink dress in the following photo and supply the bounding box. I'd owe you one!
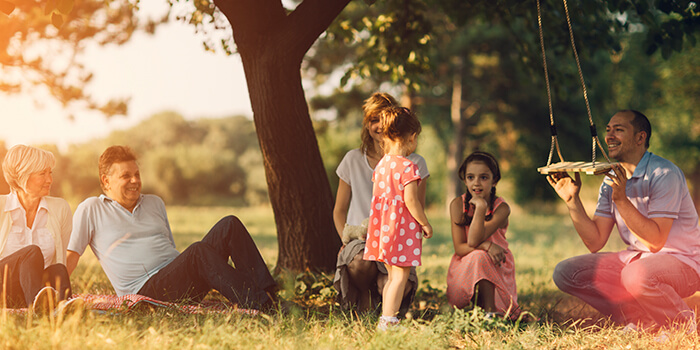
[363,107,433,331]
[446,151,520,318]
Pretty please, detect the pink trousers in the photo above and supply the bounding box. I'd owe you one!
[553,252,700,329]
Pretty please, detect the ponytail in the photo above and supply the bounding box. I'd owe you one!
[378,106,421,153]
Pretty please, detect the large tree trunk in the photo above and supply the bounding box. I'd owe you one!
[215,0,350,272]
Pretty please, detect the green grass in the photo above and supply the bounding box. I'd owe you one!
[4,204,698,349]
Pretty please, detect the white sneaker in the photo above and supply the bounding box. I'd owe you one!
[32,286,58,316]
[376,316,400,331]
[654,331,670,344]
[55,297,85,318]
[620,323,639,334]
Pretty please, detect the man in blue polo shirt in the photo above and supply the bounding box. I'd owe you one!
[66,146,277,310]
[547,110,700,332]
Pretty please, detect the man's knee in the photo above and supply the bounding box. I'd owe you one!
[620,264,655,298]
[552,259,576,292]
[219,215,242,228]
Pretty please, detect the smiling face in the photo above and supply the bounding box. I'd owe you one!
[464,161,496,199]
[23,167,53,198]
[368,115,383,145]
[102,160,142,212]
[605,112,646,162]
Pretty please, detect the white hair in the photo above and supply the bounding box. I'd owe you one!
[2,145,56,193]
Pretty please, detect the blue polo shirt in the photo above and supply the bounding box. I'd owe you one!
[67,194,180,296]
[595,151,700,273]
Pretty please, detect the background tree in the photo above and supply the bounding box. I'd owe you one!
[308,0,699,207]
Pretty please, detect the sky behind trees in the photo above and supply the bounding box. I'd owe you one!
[0,2,252,151]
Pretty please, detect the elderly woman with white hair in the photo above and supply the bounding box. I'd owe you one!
[0,144,74,313]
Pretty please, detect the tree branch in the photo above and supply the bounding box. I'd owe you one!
[285,0,352,56]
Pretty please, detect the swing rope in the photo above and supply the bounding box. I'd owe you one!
[535,0,613,175]
[561,0,611,164]
[536,0,564,167]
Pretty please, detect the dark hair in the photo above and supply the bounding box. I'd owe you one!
[98,146,137,191]
[361,92,398,156]
[619,109,652,148]
[455,151,501,227]
[379,106,422,153]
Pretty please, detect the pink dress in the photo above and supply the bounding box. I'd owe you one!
[446,196,520,315]
[363,155,423,267]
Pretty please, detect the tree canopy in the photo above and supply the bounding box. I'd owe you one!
[0,0,164,118]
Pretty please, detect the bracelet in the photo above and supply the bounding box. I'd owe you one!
[486,241,493,252]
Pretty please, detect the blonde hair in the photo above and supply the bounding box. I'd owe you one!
[2,145,56,193]
[361,92,398,156]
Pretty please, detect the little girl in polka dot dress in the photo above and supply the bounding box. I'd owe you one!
[363,106,433,331]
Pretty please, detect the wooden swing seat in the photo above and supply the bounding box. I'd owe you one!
[537,161,615,175]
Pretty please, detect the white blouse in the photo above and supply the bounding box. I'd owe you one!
[0,192,55,268]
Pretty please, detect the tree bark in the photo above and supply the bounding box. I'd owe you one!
[215,0,350,272]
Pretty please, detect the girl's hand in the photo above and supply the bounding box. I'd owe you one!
[486,242,506,267]
[469,196,488,210]
[421,223,433,239]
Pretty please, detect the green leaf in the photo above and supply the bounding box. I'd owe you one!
[0,0,15,15]
[52,12,64,29]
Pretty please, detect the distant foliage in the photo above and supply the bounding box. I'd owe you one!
[0,112,267,206]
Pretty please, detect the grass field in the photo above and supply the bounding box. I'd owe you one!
[2,203,699,349]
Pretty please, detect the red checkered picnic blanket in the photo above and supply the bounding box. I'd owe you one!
[77,294,259,315]
[1,294,259,316]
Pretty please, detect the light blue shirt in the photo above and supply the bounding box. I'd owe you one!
[68,194,180,296]
[595,151,700,273]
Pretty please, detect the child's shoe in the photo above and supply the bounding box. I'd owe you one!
[376,316,400,331]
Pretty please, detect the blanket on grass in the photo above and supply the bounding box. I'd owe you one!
[2,294,259,316]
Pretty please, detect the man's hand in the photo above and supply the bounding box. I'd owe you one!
[547,171,582,203]
[604,164,629,203]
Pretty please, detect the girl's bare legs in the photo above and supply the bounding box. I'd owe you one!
[382,264,411,317]
[377,273,412,302]
[475,279,497,312]
[347,252,379,311]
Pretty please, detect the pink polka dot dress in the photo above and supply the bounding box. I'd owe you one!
[363,154,423,267]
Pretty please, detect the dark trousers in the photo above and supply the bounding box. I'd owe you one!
[0,245,72,308]
[138,216,276,309]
